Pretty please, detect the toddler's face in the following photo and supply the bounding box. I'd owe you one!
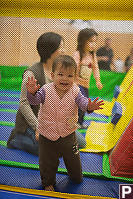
[51,64,76,92]
[84,35,97,53]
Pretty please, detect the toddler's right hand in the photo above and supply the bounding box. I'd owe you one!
[26,76,40,95]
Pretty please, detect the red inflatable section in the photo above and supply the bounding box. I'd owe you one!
[109,117,133,178]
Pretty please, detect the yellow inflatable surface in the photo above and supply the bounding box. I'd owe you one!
[81,67,133,152]
[95,66,133,116]
[0,0,133,20]
[94,100,114,116]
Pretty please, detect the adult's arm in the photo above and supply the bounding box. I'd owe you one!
[19,70,38,131]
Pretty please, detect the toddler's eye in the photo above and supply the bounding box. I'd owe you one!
[58,73,63,76]
[68,75,73,77]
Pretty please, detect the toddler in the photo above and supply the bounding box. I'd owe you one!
[26,55,104,191]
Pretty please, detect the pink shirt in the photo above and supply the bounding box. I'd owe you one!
[27,82,89,141]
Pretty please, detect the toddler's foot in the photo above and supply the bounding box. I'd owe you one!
[45,185,54,191]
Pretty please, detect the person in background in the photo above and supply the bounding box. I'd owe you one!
[7,32,86,155]
[96,38,114,71]
[114,57,124,73]
[26,55,104,191]
[124,47,133,72]
[73,28,103,127]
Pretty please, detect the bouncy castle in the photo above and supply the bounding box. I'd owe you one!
[0,0,133,198]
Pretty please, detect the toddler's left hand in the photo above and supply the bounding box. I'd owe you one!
[88,97,104,111]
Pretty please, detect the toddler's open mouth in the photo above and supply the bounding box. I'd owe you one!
[60,82,69,86]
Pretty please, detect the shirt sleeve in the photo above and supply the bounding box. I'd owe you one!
[27,87,45,105]
[75,91,93,113]
[75,91,88,112]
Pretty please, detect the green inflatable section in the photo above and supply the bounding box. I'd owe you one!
[89,70,126,100]
[0,66,126,100]
[0,65,28,91]
[84,115,112,123]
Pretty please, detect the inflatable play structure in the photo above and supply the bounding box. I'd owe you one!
[0,0,133,199]
[0,66,133,199]
[109,117,133,178]
[82,67,133,152]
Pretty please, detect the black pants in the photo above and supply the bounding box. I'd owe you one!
[39,132,83,188]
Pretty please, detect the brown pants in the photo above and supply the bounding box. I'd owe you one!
[39,132,83,188]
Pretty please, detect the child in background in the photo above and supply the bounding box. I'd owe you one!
[73,28,103,127]
[26,55,104,191]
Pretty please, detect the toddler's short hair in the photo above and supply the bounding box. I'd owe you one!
[52,55,77,74]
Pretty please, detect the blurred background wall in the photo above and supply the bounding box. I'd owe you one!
[0,16,132,67]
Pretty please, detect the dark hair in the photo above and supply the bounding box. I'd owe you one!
[52,55,77,74]
[77,28,98,61]
[37,32,63,63]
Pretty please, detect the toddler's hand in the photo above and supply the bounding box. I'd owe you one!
[26,76,40,95]
[88,97,104,111]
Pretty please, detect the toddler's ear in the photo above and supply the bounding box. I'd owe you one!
[51,72,54,80]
